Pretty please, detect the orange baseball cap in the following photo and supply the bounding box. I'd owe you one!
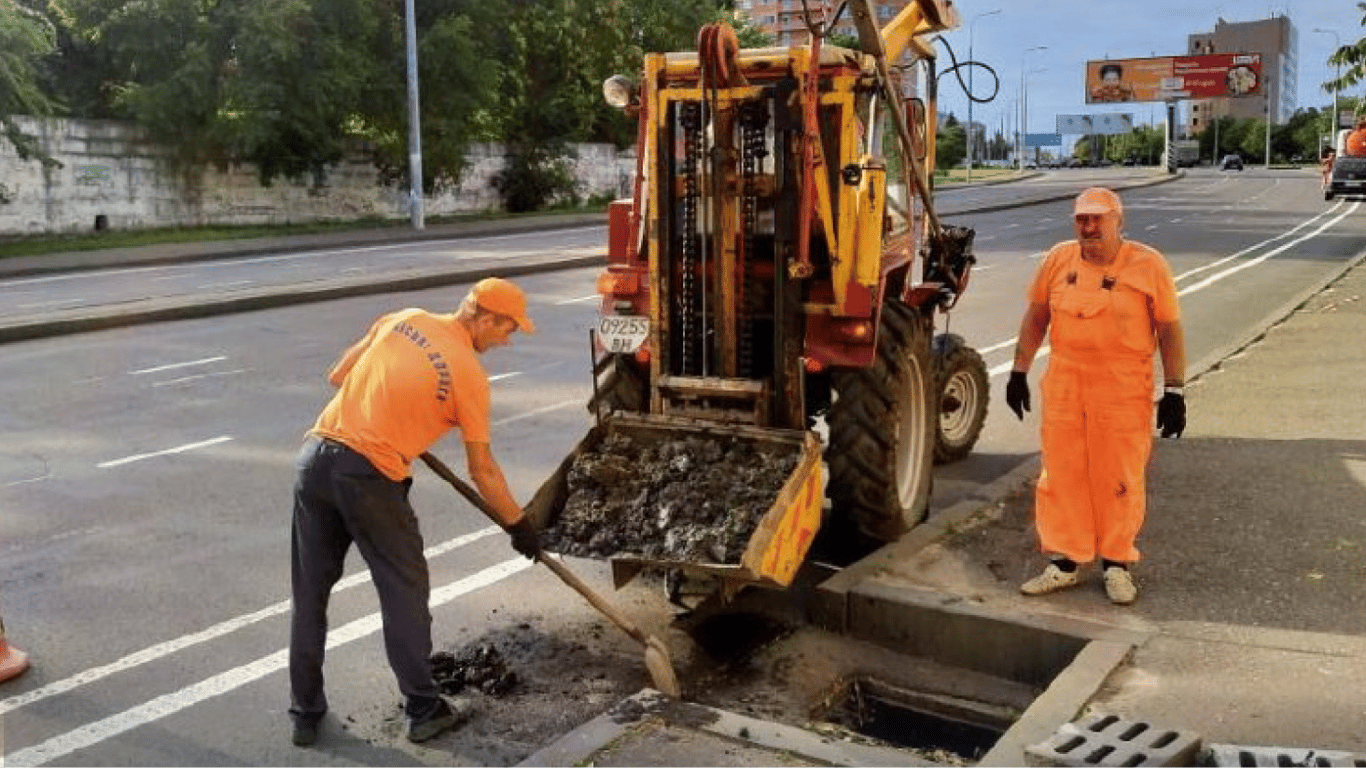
[470,277,536,333]
[1074,187,1123,217]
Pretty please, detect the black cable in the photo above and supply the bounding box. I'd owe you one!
[932,34,999,104]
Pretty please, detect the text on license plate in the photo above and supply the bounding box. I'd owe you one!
[597,316,650,354]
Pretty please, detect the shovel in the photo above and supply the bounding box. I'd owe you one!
[418,452,682,698]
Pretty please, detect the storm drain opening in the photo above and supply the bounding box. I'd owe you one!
[813,676,1015,764]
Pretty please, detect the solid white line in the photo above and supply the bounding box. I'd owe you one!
[96,437,233,469]
[128,357,228,375]
[194,280,254,290]
[1179,202,1359,296]
[1174,200,1345,283]
[151,369,247,387]
[487,372,523,383]
[5,556,532,766]
[555,295,600,305]
[0,527,501,719]
[492,399,580,427]
[15,298,86,310]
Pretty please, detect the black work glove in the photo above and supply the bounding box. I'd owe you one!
[507,517,542,560]
[1005,371,1031,421]
[1157,392,1186,438]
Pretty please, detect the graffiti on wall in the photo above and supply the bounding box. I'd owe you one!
[74,165,113,186]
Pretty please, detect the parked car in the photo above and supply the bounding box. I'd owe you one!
[1221,154,1244,171]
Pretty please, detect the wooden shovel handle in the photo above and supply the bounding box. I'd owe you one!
[417,452,649,647]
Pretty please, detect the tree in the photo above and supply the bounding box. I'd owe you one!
[1326,2,1366,94]
[0,0,57,163]
[935,113,965,170]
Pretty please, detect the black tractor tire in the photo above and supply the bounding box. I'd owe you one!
[932,334,989,464]
[587,355,648,416]
[826,302,935,542]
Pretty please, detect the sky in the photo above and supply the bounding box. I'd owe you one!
[931,0,1361,141]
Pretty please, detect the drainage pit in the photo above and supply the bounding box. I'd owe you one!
[813,676,1015,765]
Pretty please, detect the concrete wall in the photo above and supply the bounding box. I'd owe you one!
[0,115,635,235]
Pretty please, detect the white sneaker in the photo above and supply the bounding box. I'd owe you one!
[1020,563,1081,596]
[1104,566,1138,605]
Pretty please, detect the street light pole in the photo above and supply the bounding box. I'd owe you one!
[1315,28,1342,150]
[967,8,1001,182]
[403,0,424,230]
[1018,46,1046,169]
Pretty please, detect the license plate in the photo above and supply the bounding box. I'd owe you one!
[597,315,650,354]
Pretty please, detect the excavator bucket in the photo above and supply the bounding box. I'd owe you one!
[525,414,824,592]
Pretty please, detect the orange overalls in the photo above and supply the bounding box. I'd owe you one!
[1030,241,1180,564]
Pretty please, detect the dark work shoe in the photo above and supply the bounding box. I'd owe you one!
[405,697,459,743]
[291,716,321,747]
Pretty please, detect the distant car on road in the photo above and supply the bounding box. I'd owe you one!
[1221,154,1244,171]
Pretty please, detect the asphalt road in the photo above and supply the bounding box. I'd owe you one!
[3,166,1363,765]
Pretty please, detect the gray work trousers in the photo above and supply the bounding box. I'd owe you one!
[288,436,439,722]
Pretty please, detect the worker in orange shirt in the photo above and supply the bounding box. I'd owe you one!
[1005,188,1187,605]
[288,278,540,747]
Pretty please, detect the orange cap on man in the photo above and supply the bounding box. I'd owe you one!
[469,278,536,334]
[1074,187,1123,218]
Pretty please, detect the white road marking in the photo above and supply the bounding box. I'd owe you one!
[0,526,501,718]
[488,372,523,382]
[15,298,86,310]
[3,476,49,489]
[4,556,532,766]
[194,280,253,291]
[128,357,227,375]
[96,437,234,469]
[150,369,248,387]
[1179,203,1359,296]
[1175,200,1346,283]
[556,295,601,305]
[493,399,581,426]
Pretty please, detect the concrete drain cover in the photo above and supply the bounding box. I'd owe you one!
[1025,712,1201,767]
[1206,744,1366,767]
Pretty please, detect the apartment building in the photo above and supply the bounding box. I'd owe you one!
[733,0,908,47]
[1185,14,1298,136]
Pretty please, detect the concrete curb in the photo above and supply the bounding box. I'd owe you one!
[0,213,607,279]
[937,171,1183,219]
[517,689,932,767]
[0,253,604,344]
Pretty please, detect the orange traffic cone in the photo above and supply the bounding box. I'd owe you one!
[0,616,31,683]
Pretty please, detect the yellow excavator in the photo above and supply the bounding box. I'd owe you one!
[528,0,989,597]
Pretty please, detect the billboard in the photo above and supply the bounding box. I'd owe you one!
[1085,53,1261,104]
[1025,133,1062,147]
[1056,114,1133,135]
[1056,114,1093,134]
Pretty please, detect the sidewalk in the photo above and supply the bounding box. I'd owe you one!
[17,168,1359,766]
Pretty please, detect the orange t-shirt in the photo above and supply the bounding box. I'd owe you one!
[311,309,491,481]
[1028,240,1181,360]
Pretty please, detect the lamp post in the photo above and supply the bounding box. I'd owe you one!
[967,8,1001,182]
[1018,46,1047,169]
[1315,27,1342,151]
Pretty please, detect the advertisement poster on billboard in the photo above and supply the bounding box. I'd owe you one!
[1085,54,1261,103]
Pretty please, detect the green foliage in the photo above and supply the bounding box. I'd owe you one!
[0,0,58,162]
[1325,2,1366,94]
[493,143,578,212]
[935,118,966,170]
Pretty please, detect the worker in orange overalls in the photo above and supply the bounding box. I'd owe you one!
[288,278,540,747]
[1004,187,1187,605]
[1321,148,1336,190]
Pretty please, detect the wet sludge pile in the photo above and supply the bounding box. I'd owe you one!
[431,643,518,696]
[543,432,800,563]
